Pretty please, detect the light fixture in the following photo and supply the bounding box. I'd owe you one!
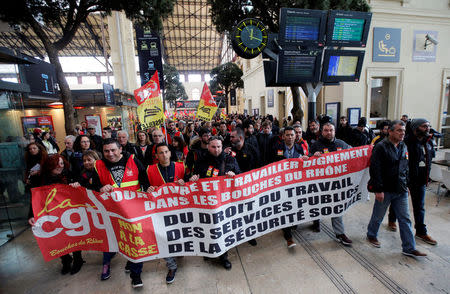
[74,106,85,110]
[48,102,63,109]
[90,106,95,110]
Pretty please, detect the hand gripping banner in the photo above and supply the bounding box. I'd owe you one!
[31,146,372,262]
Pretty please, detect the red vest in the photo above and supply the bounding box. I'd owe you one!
[147,162,185,187]
[95,155,141,191]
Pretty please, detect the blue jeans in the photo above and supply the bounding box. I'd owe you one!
[103,252,143,275]
[385,185,427,235]
[367,191,416,253]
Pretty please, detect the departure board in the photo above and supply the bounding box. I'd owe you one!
[279,8,327,46]
[331,18,365,41]
[327,56,358,76]
[284,16,320,41]
[277,49,322,83]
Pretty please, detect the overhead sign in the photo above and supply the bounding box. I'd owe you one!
[18,54,59,98]
[103,83,115,105]
[372,27,401,62]
[135,26,164,88]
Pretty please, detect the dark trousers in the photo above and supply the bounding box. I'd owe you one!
[103,252,143,275]
[61,251,82,265]
[388,185,427,235]
[282,226,297,240]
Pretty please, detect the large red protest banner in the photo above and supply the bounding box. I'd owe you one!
[32,146,372,262]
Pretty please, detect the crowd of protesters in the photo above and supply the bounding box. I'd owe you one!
[24,112,441,288]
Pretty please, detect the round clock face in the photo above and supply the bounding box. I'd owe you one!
[231,18,268,59]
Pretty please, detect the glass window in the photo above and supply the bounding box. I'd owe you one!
[370,77,389,118]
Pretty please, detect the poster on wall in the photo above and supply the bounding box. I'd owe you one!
[412,30,438,62]
[21,115,54,135]
[106,114,122,130]
[85,115,102,136]
[325,102,340,124]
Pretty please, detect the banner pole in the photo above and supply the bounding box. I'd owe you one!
[163,119,169,144]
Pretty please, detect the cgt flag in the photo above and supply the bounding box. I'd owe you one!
[196,83,217,121]
[134,71,165,129]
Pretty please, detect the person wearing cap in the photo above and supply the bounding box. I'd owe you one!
[87,124,103,153]
[349,117,371,147]
[393,118,437,245]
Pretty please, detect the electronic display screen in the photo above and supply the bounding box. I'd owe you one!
[322,50,365,82]
[325,10,372,47]
[279,8,327,47]
[327,56,358,76]
[18,54,59,98]
[285,16,320,41]
[276,49,322,84]
[332,18,365,41]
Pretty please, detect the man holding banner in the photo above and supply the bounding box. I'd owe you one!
[146,142,186,283]
[190,136,240,270]
[309,122,354,246]
[93,138,150,288]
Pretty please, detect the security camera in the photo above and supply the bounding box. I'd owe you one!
[425,34,438,45]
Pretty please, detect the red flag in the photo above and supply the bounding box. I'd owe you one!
[200,83,217,107]
[134,72,160,105]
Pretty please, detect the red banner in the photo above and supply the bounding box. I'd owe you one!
[32,146,372,262]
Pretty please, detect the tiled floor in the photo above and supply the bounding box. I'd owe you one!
[0,185,449,294]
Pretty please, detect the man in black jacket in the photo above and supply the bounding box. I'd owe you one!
[257,120,274,166]
[190,136,240,270]
[308,123,353,246]
[405,118,437,245]
[366,120,427,258]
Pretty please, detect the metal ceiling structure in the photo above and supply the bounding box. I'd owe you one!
[161,0,224,74]
[0,1,225,75]
[0,14,110,60]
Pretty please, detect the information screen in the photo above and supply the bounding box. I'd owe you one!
[279,8,327,46]
[327,56,358,76]
[321,50,365,82]
[284,16,320,41]
[277,49,322,84]
[332,18,365,41]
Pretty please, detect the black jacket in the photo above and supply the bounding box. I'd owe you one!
[193,152,241,178]
[336,124,353,144]
[368,138,409,193]
[405,135,435,187]
[232,141,260,172]
[257,133,274,166]
[349,128,369,147]
[309,136,351,155]
[271,141,305,163]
